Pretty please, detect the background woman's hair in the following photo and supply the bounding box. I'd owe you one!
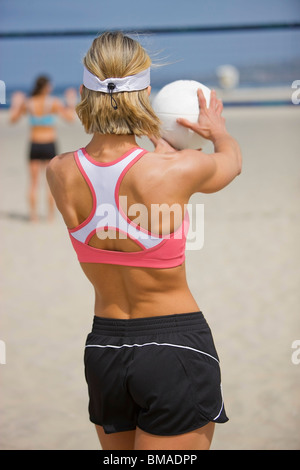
[76,31,161,138]
[30,75,51,96]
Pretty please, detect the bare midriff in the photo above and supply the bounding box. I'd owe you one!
[80,261,200,319]
[30,126,56,143]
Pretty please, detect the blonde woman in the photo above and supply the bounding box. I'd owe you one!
[47,32,242,450]
[9,76,76,221]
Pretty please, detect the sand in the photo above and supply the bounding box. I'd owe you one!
[0,99,300,450]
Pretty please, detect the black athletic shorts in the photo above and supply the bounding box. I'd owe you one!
[29,142,57,161]
[84,311,228,436]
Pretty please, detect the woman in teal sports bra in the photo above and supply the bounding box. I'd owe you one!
[9,75,76,222]
[46,32,242,450]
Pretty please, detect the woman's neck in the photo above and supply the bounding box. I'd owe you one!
[85,134,139,162]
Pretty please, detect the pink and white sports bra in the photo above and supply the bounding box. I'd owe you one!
[68,147,189,268]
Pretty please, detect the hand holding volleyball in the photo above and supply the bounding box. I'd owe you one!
[152,80,226,150]
[177,88,226,143]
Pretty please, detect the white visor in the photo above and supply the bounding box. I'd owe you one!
[83,66,150,93]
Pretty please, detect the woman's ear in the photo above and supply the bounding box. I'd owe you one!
[147,86,151,96]
[79,84,83,95]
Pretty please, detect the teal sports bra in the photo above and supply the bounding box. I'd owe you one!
[28,96,55,127]
[29,114,55,126]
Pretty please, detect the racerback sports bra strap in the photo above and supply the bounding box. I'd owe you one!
[68,147,189,268]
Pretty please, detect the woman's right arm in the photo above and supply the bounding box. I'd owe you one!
[9,92,27,123]
[153,89,242,197]
[176,88,242,195]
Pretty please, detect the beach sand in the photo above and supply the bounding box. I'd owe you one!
[0,101,299,450]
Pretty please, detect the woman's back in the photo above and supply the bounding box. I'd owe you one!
[27,95,55,127]
[49,135,200,319]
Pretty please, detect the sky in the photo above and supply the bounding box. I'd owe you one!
[0,0,299,93]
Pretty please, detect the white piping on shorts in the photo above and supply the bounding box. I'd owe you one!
[213,384,225,421]
[86,341,224,421]
[85,341,220,364]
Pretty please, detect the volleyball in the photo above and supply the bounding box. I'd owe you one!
[152,80,211,150]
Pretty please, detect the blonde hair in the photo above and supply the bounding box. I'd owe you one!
[76,32,161,138]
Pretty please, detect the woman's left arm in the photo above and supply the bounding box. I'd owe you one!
[52,88,78,121]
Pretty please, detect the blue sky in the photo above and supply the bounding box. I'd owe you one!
[0,0,299,92]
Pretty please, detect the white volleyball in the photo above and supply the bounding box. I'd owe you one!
[152,80,211,150]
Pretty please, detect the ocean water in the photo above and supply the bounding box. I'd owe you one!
[1,28,300,107]
[1,0,300,103]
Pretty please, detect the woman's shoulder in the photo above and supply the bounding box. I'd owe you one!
[143,147,207,179]
[46,151,78,185]
[140,146,217,200]
[48,150,75,166]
